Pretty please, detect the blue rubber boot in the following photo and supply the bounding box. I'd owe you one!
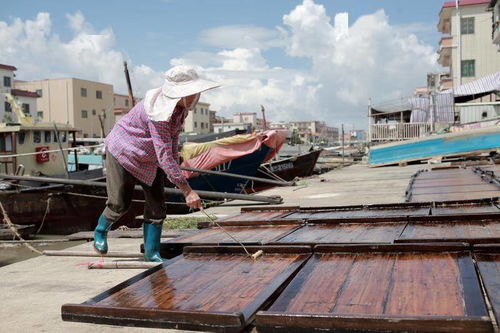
[143,222,165,262]
[93,214,113,255]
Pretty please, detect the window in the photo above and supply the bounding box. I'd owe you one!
[92,109,96,116]
[194,109,197,114]
[83,133,88,138]
[81,88,87,97]
[194,121,198,128]
[33,130,41,144]
[96,90,102,99]
[125,99,129,107]
[22,103,30,115]
[37,111,44,119]
[461,60,475,77]
[4,102,11,112]
[3,76,11,87]
[461,17,474,34]
[201,122,204,129]
[44,131,51,143]
[18,131,26,145]
[0,133,13,152]
[36,89,43,97]
[81,110,88,118]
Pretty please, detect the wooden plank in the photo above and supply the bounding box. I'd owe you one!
[412,184,498,195]
[411,191,500,202]
[216,210,294,223]
[164,225,300,245]
[475,253,500,324]
[396,220,500,244]
[62,246,311,332]
[275,222,406,245]
[256,246,491,332]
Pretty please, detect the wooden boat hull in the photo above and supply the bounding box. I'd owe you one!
[247,149,322,192]
[1,145,273,233]
[369,126,500,167]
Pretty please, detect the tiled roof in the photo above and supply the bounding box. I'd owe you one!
[0,64,17,71]
[443,0,490,8]
[11,89,39,98]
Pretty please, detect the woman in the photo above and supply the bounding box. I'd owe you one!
[93,65,219,262]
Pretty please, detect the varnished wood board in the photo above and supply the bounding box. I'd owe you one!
[274,222,406,245]
[412,184,498,195]
[62,246,311,332]
[411,191,500,203]
[474,252,500,324]
[164,225,300,245]
[256,245,491,333]
[396,220,500,244]
[216,210,295,223]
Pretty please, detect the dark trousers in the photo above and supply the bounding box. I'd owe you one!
[102,152,166,225]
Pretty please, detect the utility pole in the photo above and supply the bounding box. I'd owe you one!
[341,123,345,166]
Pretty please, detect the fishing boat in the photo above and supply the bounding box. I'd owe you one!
[369,125,500,167]
[246,148,322,193]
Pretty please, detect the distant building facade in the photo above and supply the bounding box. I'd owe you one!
[113,93,132,123]
[438,0,500,88]
[184,101,211,134]
[213,122,251,134]
[15,78,115,137]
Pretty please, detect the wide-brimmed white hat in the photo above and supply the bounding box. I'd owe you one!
[144,65,220,121]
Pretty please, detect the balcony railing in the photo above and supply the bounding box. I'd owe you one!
[369,123,432,142]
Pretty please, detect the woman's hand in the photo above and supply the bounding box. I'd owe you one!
[178,182,202,209]
[185,190,202,210]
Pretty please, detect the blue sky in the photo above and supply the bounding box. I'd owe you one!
[0,0,446,127]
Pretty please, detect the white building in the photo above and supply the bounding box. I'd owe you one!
[1,64,38,123]
[213,122,251,134]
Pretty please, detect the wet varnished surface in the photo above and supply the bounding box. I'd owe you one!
[398,221,500,243]
[165,225,299,245]
[218,211,293,222]
[276,222,406,244]
[268,252,468,316]
[475,253,500,323]
[283,208,429,221]
[408,168,500,203]
[63,249,310,331]
[432,204,500,216]
[258,250,490,332]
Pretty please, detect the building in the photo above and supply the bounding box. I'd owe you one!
[213,122,251,134]
[15,78,115,138]
[288,120,339,144]
[233,112,257,128]
[0,64,39,123]
[114,93,133,122]
[183,101,211,134]
[437,0,500,88]
[491,0,500,48]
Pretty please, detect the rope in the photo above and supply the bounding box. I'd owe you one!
[0,201,43,255]
[200,207,251,258]
[36,197,51,234]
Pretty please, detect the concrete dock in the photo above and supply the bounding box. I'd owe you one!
[0,163,423,332]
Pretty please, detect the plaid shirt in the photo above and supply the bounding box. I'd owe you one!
[105,100,188,186]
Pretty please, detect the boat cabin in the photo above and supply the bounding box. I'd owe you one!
[0,122,78,176]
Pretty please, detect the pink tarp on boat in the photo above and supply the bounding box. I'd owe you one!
[180,130,288,178]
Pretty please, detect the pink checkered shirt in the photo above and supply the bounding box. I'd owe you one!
[105,100,188,186]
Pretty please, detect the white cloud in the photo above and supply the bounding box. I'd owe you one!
[0,1,440,128]
[0,11,159,97]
